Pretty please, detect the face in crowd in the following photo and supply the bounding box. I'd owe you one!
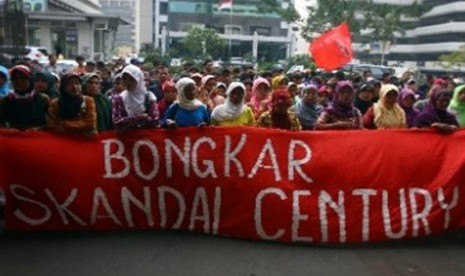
[229,86,245,106]
[85,76,101,96]
[184,83,196,101]
[122,72,137,92]
[64,76,82,97]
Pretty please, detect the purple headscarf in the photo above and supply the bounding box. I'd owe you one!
[398,88,420,128]
[417,90,458,127]
[324,80,358,119]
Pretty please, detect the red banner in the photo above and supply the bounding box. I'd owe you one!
[1,128,465,244]
[310,22,353,71]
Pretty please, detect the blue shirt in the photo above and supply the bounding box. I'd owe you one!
[0,66,10,98]
[164,103,210,127]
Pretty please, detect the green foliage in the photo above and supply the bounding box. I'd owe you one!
[139,45,166,65]
[285,54,315,70]
[301,0,427,44]
[301,0,365,40]
[257,54,315,72]
[181,27,226,60]
[255,0,300,22]
[439,45,465,68]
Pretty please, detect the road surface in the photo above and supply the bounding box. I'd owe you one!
[1,225,465,276]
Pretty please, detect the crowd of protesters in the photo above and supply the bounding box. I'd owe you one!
[0,54,464,137]
[1,54,465,220]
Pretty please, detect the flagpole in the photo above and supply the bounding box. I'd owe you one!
[229,5,233,59]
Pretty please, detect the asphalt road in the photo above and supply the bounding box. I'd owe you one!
[1,225,465,276]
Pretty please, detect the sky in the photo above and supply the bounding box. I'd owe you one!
[293,0,314,54]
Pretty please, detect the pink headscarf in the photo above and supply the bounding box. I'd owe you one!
[249,77,271,112]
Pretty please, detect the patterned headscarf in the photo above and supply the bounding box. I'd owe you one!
[295,84,323,129]
[271,89,292,129]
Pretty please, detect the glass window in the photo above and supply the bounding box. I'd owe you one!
[27,27,41,46]
[160,2,168,15]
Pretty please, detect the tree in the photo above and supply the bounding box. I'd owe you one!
[285,54,315,70]
[438,45,465,68]
[181,27,226,60]
[300,0,429,64]
[255,0,300,23]
[139,45,166,65]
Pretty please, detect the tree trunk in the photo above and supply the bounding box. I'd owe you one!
[380,41,387,65]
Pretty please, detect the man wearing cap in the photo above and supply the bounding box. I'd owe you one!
[0,65,49,130]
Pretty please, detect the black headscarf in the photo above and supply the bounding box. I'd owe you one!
[58,73,84,120]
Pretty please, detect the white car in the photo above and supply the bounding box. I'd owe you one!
[25,46,49,63]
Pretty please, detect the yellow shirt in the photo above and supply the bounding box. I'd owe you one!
[211,107,255,127]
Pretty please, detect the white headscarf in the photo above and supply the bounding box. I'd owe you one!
[211,82,246,121]
[201,75,216,87]
[120,65,155,117]
[176,77,204,111]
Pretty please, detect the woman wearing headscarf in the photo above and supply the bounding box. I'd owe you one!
[417,90,459,134]
[47,73,97,135]
[363,84,407,129]
[317,85,332,108]
[293,84,323,130]
[315,81,363,130]
[0,65,49,130]
[104,73,125,100]
[0,65,11,98]
[197,75,218,110]
[157,80,177,120]
[271,75,288,91]
[398,88,420,128]
[256,89,301,131]
[33,71,59,99]
[112,65,160,130]
[354,83,375,115]
[82,73,112,132]
[211,82,255,127]
[448,85,465,127]
[248,77,271,120]
[164,77,210,128]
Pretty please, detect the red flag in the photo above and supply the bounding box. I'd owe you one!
[219,0,233,10]
[309,23,353,71]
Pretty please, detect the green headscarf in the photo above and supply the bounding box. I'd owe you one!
[449,85,465,127]
[81,73,113,132]
[81,73,100,91]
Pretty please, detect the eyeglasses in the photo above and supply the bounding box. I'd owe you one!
[88,81,100,85]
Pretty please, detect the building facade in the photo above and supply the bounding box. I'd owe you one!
[137,0,297,61]
[352,0,465,67]
[0,0,126,61]
[388,0,465,67]
[98,0,135,51]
